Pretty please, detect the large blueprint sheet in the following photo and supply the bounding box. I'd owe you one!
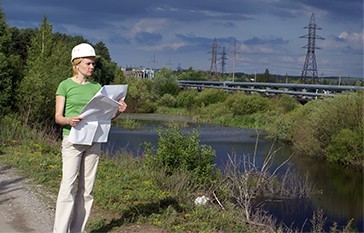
[69,85,128,145]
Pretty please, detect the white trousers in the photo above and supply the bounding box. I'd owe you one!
[53,137,101,233]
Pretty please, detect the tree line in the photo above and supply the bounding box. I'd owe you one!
[0,12,125,126]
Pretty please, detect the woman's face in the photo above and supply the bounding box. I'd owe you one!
[77,57,95,77]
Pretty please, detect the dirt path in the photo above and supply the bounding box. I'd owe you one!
[0,165,169,233]
[0,165,54,233]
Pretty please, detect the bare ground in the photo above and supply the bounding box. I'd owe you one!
[0,165,168,233]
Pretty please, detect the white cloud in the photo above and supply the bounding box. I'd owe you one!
[322,31,363,51]
[140,42,186,51]
[130,18,169,36]
[338,31,364,41]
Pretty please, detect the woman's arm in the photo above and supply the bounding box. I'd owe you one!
[55,95,82,126]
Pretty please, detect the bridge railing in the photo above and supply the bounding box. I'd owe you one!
[178,80,364,99]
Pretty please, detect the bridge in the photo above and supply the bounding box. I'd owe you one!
[178,80,364,102]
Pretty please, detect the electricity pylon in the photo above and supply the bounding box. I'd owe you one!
[220,46,228,75]
[300,13,324,83]
[209,38,219,79]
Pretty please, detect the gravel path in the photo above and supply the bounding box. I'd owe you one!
[0,165,55,233]
[0,165,169,233]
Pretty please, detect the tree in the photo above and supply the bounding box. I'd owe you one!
[17,17,69,125]
[94,41,111,61]
[256,68,276,83]
[177,67,208,81]
[151,67,180,97]
[111,67,126,85]
[91,41,122,85]
[0,8,22,115]
[92,57,118,85]
[10,27,35,66]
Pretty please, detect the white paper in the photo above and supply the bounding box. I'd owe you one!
[69,85,128,145]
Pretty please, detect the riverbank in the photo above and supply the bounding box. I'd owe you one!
[0,113,362,232]
[112,113,363,232]
[0,122,284,233]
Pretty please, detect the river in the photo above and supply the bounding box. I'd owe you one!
[103,113,363,232]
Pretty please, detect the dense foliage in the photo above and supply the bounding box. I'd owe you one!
[0,15,125,126]
[289,92,363,166]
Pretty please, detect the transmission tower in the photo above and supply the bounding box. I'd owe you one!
[220,46,228,75]
[232,38,237,81]
[209,38,219,79]
[300,13,324,83]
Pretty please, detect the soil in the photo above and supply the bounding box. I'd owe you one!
[0,165,169,233]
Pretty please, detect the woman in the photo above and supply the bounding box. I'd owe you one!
[53,43,126,233]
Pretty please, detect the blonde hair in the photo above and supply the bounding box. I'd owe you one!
[71,58,83,76]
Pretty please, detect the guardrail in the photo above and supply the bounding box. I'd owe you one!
[178,80,364,99]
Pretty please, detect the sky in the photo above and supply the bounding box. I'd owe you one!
[1,0,363,78]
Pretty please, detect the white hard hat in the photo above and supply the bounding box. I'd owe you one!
[71,43,96,62]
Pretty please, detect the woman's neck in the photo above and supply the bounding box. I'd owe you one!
[72,75,88,84]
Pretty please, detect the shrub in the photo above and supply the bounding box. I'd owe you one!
[176,89,198,109]
[151,68,180,97]
[269,95,301,114]
[197,102,232,124]
[326,128,363,166]
[196,88,228,107]
[291,92,364,165]
[143,126,217,186]
[229,94,268,116]
[126,78,156,113]
[158,94,176,108]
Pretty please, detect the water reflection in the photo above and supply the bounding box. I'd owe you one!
[103,114,363,232]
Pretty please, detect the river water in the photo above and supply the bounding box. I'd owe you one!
[103,113,363,232]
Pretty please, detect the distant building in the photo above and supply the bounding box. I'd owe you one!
[122,67,154,79]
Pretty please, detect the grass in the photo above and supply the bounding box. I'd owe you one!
[0,115,358,233]
[0,143,256,232]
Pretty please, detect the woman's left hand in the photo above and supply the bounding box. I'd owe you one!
[117,99,127,113]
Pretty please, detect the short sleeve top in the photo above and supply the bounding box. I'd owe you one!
[56,78,102,135]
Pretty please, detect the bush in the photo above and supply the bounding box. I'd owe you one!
[126,78,156,113]
[291,92,364,165]
[158,94,176,108]
[229,94,268,116]
[176,89,198,109]
[196,88,228,107]
[326,128,363,166]
[143,126,217,186]
[270,95,301,114]
[151,68,180,97]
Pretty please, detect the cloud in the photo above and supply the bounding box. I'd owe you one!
[338,31,364,41]
[130,19,169,36]
[322,31,364,54]
[135,31,163,46]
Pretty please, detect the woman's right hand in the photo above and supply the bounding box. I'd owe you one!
[69,117,82,127]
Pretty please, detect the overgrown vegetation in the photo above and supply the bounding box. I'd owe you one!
[154,88,363,168]
[2,117,354,232]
